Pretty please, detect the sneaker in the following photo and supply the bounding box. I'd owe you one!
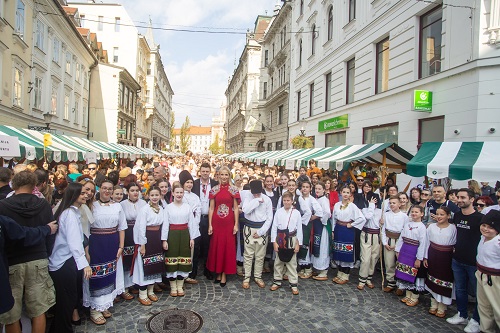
[446,313,468,325]
[353,260,361,269]
[463,319,480,333]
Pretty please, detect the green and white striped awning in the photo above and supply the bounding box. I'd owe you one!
[406,142,500,181]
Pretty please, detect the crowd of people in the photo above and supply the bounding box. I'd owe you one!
[0,154,499,333]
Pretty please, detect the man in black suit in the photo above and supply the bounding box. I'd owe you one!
[192,162,218,279]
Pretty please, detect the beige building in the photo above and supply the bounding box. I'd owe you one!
[0,0,97,136]
[259,2,291,151]
[173,126,212,154]
[225,15,271,153]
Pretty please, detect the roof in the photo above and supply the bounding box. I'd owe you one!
[173,126,212,136]
[62,6,78,15]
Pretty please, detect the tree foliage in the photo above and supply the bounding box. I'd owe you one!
[290,135,313,149]
[179,116,191,153]
[209,133,223,154]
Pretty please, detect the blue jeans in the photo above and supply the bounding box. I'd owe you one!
[452,259,480,322]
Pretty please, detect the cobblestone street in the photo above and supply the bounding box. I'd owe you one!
[74,269,467,333]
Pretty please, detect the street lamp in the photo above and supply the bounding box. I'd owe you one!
[43,112,54,129]
[299,126,305,136]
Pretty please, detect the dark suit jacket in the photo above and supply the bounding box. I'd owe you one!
[192,178,218,198]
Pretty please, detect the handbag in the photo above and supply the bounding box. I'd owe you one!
[277,208,296,263]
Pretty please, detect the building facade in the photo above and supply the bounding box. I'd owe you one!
[288,0,500,155]
[259,2,292,151]
[211,104,226,152]
[225,15,271,153]
[0,0,97,136]
[173,126,212,154]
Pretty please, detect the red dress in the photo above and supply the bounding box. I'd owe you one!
[206,183,240,274]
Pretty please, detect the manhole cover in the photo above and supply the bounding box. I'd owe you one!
[146,308,203,333]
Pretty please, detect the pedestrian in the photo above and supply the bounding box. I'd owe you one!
[49,183,92,333]
[132,186,165,305]
[424,206,457,318]
[381,195,409,293]
[425,185,459,224]
[311,182,332,281]
[206,166,240,286]
[394,205,427,307]
[162,183,196,296]
[112,185,124,203]
[357,196,381,290]
[475,210,500,333]
[331,185,365,285]
[269,191,302,295]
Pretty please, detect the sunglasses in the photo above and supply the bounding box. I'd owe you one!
[421,193,430,196]
[88,167,96,170]
[476,203,485,208]
[357,179,363,181]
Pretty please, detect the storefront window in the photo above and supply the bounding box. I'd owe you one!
[363,123,398,144]
[325,132,346,147]
[419,116,444,144]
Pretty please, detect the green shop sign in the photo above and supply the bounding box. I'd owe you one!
[413,90,433,112]
[318,114,349,133]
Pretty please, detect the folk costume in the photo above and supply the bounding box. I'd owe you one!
[83,201,127,312]
[240,181,273,288]
[297,195,324,279]
[262,187,279,272]
[120,198,147,289]
[381,211,409,290]
[132,202,165,302]
[332,201,366,283]
[206,183,240,275]
[475,211,500,333]
[395,220,427,305]
[358,203,382,289]
[162,201,197,296]
[311,195,332,280]
[424,222,457,315]
[270,206,303,294]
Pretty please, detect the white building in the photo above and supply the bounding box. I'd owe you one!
[173,126,212,154]
[259,2,292,151]
[288,0,500,154]
[225,15,272,153]
[0,0,97,136]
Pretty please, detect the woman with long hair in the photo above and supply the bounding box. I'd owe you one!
[48,183,92,333]
[398,192,412,215]
[468,180,481,198]
[322,176,339,213]
[409,187,422,205]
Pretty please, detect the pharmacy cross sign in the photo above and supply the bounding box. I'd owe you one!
[413,90,433,112]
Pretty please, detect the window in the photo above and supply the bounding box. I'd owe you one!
[33,76,42,109]
[51,85,58,114]
[263,82,267,99]
[15,0,24,37]
[113,47,118,63]
[65,52,72,74]
[119,82,124,106]
[376,38,390,93]
[419,6,442,78]
[309,83,314,116]
[278,105,283,125]
[35,20,45,50]
[115,17,120,32]
[83,71,88,89]
[276,141,283,150]
[82,102,88,127]
[80,14,85,27]
[325,131,346,147]
[271,77,274,93]
[419,116,444,145]
[146,89,150,103]
[147,62,151,75]
[311,24,316,55]
[325,72,331,112]
[74,99,79,123]
[264,50,269,66]
[346,58,355,104]
[349,0,356,22]
[297,91,301,121]
[300,0,304,16]
[267,143,273,151]
[13,68,22,107]
[64,94,70,119]
[75,63,81,82]
[328,6,333,41]
[98,16,103,31]
[298,39,303,66]
[124,86,129,110]
[363,123,399,144]
[53,38,60,63]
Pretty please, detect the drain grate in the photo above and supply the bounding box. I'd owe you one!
[146,308,203,333]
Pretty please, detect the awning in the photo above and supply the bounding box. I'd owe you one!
[406,142,500,181]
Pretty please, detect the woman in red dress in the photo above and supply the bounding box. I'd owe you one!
[207,166,239,287]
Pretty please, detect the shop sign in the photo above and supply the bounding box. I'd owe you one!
[413,90,433,112]
[318,114,349,133]
[0,135,20,157]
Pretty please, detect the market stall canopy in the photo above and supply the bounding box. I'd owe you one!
[406,141,499,181]
[227,143,414,171]
[0,125,157,161]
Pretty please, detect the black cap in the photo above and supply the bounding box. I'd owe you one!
[480,210,500,234]
[179,170,193,186]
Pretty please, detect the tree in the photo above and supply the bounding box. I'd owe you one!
[167,111,176,151]
[179,116,191,153]
[209,133,223,154]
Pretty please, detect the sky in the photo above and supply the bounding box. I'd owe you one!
[117,0,278,128]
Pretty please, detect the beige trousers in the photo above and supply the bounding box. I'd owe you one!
[384,243,397,287]
[359,232,380,284]
[243,225,267,280]
[273,237,298,285]
[476,271,500,333]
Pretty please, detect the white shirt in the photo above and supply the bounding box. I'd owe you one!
[332,202,366,230]
[395,221,428,260]
[49,206,89,271]
[381,211,409,246]
[271,207,304,246]
[241,190,273,236]
[316,196,331,225]
[120,199,147,222]
[424,223,457,258]
[482,205,500,215]
[161,202,196,240]
[361,203,382,230]
[199,181,211,215]
[133,204,165,245]
[302,195,324,226]
[476,234,500,270]
[182,191,201,238]
[91,201,127,231]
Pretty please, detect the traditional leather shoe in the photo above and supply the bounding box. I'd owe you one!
[291,287,299,295]
[356,284,365,290]
[242,281,250,289]
[177,290,185,297]
[395,288,404,296]
[185,278,198,284]
[335,278,348,285]
[366,281,375,289]
[435,311,446,318]
[121,292,134,301]
[255,279,265,288]
[153,284,163,293]
[406,299,419,307]
[400,297,411,303]
[332,277,341,284]
[102,310,112,318]
[270,284,281,291]
[138,297,152,306]
[312,275,328,281]
[148,293,159,302]
[383,286,395,293]
[429,308,438,315]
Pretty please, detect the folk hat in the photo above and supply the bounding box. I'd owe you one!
[179,170,193,186]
